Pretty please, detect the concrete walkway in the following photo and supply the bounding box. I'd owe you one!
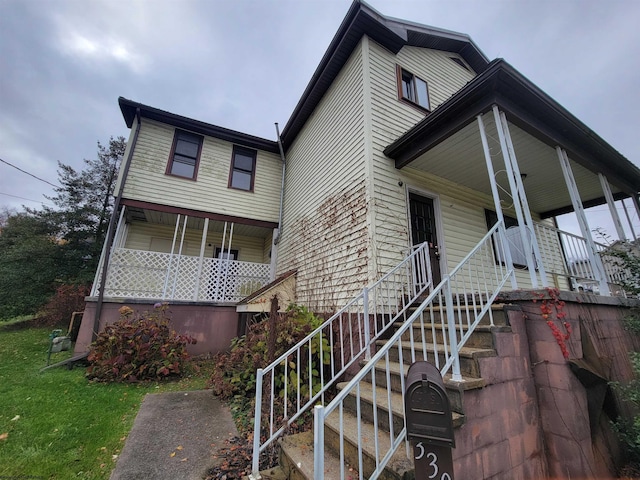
[110,390,238,480]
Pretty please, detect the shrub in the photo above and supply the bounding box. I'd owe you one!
[210,303,328,400]
[86,303,196,383]
[35,283,90,328]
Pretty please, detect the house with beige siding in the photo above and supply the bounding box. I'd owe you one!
[75,1,640,477]
[77,0,639,355]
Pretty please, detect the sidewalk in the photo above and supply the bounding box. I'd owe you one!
[110,390,238,480]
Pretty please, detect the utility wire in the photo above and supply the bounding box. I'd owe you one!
[0,191,54,206]
[0,157,59,188]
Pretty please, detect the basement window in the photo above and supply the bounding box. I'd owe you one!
[228,146,257,192]
[397,66,430,112]
[166,130,203,180]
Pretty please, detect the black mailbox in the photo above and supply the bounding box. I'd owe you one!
[405,361,455,448]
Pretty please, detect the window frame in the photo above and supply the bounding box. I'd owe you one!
[396,65,431,112]
[228,145,257,192]
[165,129,204,181]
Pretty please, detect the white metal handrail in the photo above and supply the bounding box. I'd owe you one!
[534,223,631,288]
[250,243,432,477]
[312,221,513,479]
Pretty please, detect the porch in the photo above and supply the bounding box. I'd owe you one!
[385,60,640,297]
[90,201,276,304]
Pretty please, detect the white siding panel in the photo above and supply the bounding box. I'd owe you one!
[124,222,266,263]
[368,40,490,277]
[122,119,282,223]
[278,43,368,311]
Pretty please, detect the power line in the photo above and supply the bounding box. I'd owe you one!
[0,191,53,206]
[0,157,59,188]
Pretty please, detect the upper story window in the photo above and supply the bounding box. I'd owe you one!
[397,66,430,112]
[228,146,257,192]
[166,130,203,180]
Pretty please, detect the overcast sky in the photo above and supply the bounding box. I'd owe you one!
[1,0,639,240]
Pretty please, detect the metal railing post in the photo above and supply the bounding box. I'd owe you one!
[313,405,325,480]
[363,287,371,361]
[444,276,462,382]
[251,368,264,479]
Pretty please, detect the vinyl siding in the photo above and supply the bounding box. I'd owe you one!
[278,41,368,312]
[121,119,282,223]
[368,40,481,275]
[124,222,267,264]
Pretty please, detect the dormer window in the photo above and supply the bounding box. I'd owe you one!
[166,130,203,180]
[397,66,430,112]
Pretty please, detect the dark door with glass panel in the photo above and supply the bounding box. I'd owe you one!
[409,193,441,285]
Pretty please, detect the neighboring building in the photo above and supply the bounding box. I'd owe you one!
[75,0,640,356]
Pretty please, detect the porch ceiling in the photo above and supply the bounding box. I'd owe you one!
[125,208,273,238]
[406,118,617,218]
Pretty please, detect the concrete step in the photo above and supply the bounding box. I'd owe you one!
[397,322,511,349]
[336,381,465,435]
[374,340,495,379]
[406,302,510,327]
[280,430,360,480]
[324,408,414,480]
[368,360,485,415]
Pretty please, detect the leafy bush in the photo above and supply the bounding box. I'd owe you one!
[86,303,196,383]
[210,303,328,400]
[35,283,90,328]
[613,351,640,467]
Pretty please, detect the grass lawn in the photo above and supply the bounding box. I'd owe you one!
[0,324,216,479]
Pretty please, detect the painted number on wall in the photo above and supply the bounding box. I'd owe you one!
[415,442,453,480]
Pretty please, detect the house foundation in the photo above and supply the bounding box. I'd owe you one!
[74,299,239,357]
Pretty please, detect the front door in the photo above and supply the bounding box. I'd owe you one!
[409,193,442,285]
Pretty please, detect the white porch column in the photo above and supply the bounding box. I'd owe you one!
[557,147,610,295]
[91,206,127,297]
[194,217,210,301]
[633,194,640,235]
[477,113,517,289]
[163,214,181,299]
[492,106,542,287]
[622,198,637,240]
[170,215,189,298]
[598,173,627,241]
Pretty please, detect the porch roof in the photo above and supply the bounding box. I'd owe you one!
[384,59,640,218]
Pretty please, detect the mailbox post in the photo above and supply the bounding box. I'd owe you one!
[405,361,456,480]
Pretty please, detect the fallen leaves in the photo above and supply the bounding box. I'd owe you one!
[0,432,8,441]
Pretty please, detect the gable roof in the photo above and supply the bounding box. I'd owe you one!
[383,59,640,197]
[279,0,490,148]
[118,97,279,154]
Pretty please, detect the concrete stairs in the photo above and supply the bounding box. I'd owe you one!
[274,304,511,479]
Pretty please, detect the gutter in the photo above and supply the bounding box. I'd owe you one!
[274,122,287,245]
[91,107,141,341]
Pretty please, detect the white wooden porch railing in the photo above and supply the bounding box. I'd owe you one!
[312,221,513,479]
[91,247,270,303]
[250,243,432,477]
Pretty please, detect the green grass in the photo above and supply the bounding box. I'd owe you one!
[0,326,215,479]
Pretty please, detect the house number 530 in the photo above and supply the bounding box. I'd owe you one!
[415,442,452,480]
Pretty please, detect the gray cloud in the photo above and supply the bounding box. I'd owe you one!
[1,0,638,238]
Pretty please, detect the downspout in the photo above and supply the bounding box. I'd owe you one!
[270,123,287,281]
[91,108,141,341]
[274,122,287,244]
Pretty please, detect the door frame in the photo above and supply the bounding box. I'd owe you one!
[405,186,446,281]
